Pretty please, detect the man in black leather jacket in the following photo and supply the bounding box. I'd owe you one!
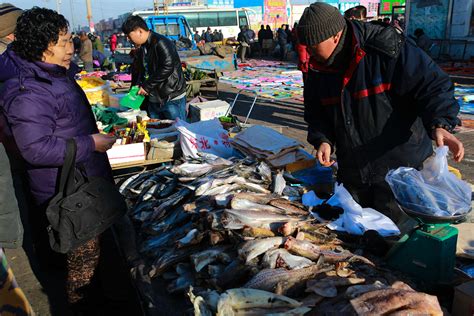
[298,3,464,222]
[122,15,187,120]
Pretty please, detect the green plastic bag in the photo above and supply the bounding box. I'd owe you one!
[119,86,145,110]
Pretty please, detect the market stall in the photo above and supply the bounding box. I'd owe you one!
[112,118,473,315]
[75,66,474,316]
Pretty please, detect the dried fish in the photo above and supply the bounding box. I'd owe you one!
[120,157,441,316]
[241,227,276,238]
[231,198,287,214]
[176,228,205,248]
[350,285,443,316]
[223,209,304,230]
[216,289,301,316]
[191,246,232,272]
[262,249,313,270]
[239,237,285,263]
[272,171,286,195]
[306,276,366,298]
[345,281,388,299]
[268,198,308,216]
[171,162,214,177]
[188,287,213,316]
[256,161,272,182]
[244,264,332,292]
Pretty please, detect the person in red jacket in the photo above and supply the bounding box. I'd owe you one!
[110,33,117,56]
[294,28,309,83]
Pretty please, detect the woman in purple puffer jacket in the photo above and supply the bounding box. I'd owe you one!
[0,7,116,312]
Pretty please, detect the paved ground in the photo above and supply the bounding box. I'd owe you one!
[5,70,474,315]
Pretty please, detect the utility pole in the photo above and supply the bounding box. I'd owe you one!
[86,0,95,32]
[56,0,62,13]
[69,0,76,31]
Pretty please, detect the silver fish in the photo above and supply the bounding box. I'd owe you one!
[119,172,141,194]
[213,193,234,207]
[272,171,286,195]
[188,287,213,316]
[176,228,204,248]
[257,161,272,183]
[171,162,214,177]
[142,183,159,201]
[238,237,285,263]
[262,249,313,270]
[150,245,204,277]
[232,192,276,205]
[231,198,287,214]
[195,175,241,196]
[190,246,232,272]
[223,209,304,230]
[167,274,195,293]
[217,288,301,316]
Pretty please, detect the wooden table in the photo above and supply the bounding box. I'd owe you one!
[111,158,173,178]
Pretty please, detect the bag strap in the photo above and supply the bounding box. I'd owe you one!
[58,139,77,197]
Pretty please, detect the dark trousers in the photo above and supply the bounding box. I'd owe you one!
[279,42,287,60]
[239,46,247,62]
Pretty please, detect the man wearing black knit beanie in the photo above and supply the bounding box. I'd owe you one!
[298,2,464,223]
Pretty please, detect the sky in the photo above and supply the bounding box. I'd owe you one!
[10,0,156,29]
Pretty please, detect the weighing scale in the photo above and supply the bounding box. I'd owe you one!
[386,204,470,284]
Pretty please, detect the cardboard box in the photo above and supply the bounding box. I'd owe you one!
[452,280,474,316]
[190,99,230,122]
[107,142,146,165]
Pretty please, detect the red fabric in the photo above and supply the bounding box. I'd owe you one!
[110,34,117,51]
[352,83,392,99]
[296,42,309,73]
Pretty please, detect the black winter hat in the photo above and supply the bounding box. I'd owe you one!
[297,2,346,46]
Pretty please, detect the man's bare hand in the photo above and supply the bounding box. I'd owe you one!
[137,87,149,96]
[432,128,464,162]
[317,142,335,167]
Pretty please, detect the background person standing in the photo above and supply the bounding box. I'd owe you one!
[123,15,187,120]
[79,31,93,72]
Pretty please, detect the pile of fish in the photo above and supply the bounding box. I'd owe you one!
[119,156,443,315]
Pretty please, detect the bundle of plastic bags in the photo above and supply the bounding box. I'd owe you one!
[303,185,400,237]
[386,146,472,217]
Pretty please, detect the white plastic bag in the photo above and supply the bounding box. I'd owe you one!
[175,118,233,159]
[325,184,400,236]
[385,146,472,217]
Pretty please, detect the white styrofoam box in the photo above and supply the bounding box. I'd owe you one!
[107,142,145,165]
[189,99,230,122]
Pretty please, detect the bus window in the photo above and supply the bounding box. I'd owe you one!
[218,11,237,26]
[199,12,219,27]
[185,12,198,29]
[238,10,248,26]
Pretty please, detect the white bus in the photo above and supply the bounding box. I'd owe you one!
[132,6,251,39]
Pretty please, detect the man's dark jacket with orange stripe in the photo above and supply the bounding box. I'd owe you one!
[304,20,459,185]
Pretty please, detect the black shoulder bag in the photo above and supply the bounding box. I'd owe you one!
[46,139,127,253]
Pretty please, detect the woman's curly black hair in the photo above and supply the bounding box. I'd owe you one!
[12,7,69,62]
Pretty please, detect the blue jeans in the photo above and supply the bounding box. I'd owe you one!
[148,96,187,120]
